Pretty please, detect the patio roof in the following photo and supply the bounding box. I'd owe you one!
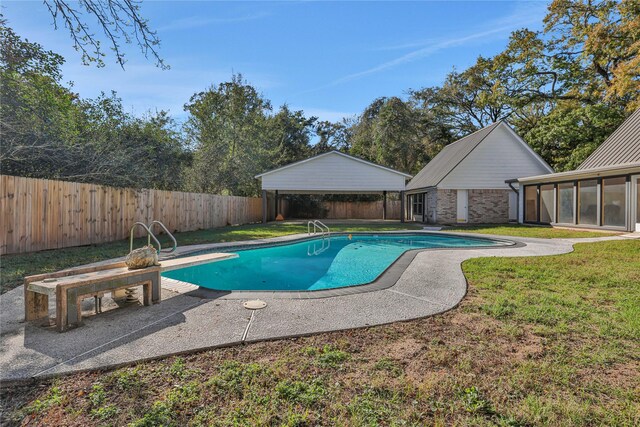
[255,151,412,222]
[255,151,411,194]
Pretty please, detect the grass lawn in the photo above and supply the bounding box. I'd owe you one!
[2,239,638,426]
[0,222,421,294]
[446,224,620,239]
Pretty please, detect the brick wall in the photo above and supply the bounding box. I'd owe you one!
[436,189,458,223]
[416,188,512,224]
[468,189,510,223]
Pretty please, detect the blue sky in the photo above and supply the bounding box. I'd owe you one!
[4,1,549,123]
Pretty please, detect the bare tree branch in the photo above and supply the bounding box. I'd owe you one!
[43,0,168,69]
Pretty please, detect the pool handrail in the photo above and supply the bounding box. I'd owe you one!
[129,222,163,253]
[307,220,330,239]
[148,220,178,254]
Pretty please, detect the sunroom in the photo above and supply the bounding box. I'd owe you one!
[514,108,640,232]
[514,164,640,232]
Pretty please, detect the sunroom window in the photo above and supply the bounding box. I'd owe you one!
[524,186,538,222]
[578,180,598,225]
[557,182,574,224]
[540,184,554,223]
[602,177,626,227]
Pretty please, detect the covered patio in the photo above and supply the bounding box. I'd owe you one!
[255,151,412,223]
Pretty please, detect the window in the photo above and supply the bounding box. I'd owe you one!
[412,194,423,215]
[524,186,538,222]
[602,177,626,227]
[557,182,574,224]
[578,180,598,225]
[540,184,554,223]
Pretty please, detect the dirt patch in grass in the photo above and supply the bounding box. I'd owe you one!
[2,306,638,426]
[579,361,640,389]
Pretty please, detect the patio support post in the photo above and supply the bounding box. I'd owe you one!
[400,191,405,223]
[382,191,387,220]
[275,190,279,219]
[262,190,268,223]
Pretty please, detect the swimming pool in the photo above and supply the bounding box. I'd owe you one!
[162,233,507,292]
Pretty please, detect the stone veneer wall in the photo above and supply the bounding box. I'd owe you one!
[436,189,458,224]
[467,189,510,223]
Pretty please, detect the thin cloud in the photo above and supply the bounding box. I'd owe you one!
[302,3,546,93]
[371,37,442,52]
[333,22,535,86]
[158,12,271,31]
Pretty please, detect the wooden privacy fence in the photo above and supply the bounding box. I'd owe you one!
[0,175,264,255]
[322,200,401,220]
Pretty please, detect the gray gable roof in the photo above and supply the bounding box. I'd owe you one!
[578,109,640,170]
[406,121,502,191]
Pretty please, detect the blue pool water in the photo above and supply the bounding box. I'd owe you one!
[162,233,504,291]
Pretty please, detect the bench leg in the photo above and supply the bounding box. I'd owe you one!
[24,287,49,321]
[69,289,83,329]
[56,285,67,332]
[142,280,152,306]
[56,287,82,332]
[151,271,161,304]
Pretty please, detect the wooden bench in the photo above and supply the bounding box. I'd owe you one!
[24,252,238,332]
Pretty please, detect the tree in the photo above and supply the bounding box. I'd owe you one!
[494,0,639,110]
[520,103,626,171]
[404,0,638,170]
[349,97,388,161]
[267,105,316,167]
[1,21,89,179]
[313,119,352,155]
[42,0,166,68]
[184,74,272,196]
[544,0,639,109]
[492,0,638,169]
[1,22,186,187]
[349,97,428,174]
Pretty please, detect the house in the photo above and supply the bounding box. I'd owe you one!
[515,108,640,232]
[404,121,553,224]
[255,150,412,223]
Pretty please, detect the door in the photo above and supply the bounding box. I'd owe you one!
[634,176,640,232]
[508,191,518,222]
[457,189,468,223]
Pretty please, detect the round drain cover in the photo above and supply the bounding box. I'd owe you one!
[243,300,267,310]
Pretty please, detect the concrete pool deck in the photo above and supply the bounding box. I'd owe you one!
[0,231,627,382]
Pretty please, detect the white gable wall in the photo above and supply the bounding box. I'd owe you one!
[260,152,407,192]
[439,124,551,190]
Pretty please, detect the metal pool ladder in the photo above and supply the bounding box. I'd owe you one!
[129,220,178,254]
[124,220,177,302]
[307,220,330,239]
[307,220,331,255]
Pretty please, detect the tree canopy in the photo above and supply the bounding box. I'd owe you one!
[2,0,638,194]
